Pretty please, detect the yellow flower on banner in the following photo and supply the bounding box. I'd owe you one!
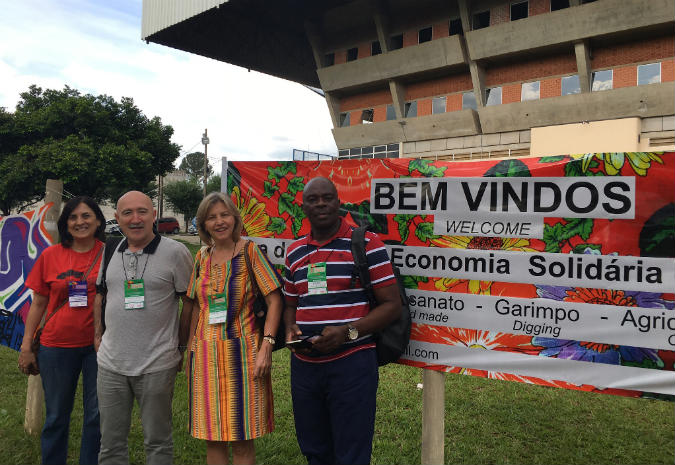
[430,236,535,295]
[232,186,272,237]
[570,152,663,176]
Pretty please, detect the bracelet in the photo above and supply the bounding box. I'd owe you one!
[263,336,276,346]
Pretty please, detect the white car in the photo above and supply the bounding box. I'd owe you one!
[104,219,121,235]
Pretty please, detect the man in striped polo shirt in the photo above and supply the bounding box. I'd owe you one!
[283,177,401,465]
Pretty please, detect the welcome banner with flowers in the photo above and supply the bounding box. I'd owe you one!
[228,153,675,398]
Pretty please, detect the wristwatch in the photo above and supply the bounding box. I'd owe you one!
[346,324,359,341]
[263,335,276,346]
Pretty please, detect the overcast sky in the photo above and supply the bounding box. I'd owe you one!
[0,0,338,171]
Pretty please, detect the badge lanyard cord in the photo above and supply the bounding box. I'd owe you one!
[122,252,150,281]
[66,244,98,285]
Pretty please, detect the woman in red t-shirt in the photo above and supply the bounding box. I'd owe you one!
[18,196,106,465]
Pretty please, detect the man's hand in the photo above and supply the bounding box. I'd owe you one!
[286,323,312,354]
[94,333,102,352]
[311,325,347,354]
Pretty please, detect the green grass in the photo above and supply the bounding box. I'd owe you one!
[3,239,672,464]
[1,344,673,464]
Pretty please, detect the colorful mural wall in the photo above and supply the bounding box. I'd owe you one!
[228,152,675,399]
[0,205,53,350]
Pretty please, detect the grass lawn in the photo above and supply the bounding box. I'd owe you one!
[1,239,672,464]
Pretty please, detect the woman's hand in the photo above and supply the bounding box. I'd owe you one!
[18,349,39,376]
[253,340,273,378]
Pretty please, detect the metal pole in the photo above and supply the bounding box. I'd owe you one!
[202,129,209,196]
[421,369,445,465]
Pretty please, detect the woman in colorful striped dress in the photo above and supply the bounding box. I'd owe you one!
[185,192,283,465]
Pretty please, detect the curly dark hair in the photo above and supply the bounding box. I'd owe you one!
[57,196,106,247]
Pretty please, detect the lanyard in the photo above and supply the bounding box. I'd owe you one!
[122,251,150,281]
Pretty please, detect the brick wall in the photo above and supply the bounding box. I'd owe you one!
[358,42,371,59]
[613,65,637,88]
[432,21,449,40]
[373,105,387,122]
[406,74,473,100]
[540,77,561,98]
[485,53,576,86]
[502,83,522,104]
[662,59,675,82]
[349,110,361,126]
[447,93,463,112]
[403,30,417,47]
[340,89,392,111]
[592,36,675,69]
[334,50,347,65]
[490,4,509,26]
[417,98,432,116]
[529,0,549,16]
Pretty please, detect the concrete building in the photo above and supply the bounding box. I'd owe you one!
[142,0,675,160]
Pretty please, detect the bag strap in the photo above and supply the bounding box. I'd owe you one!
[350,226,377,307]
[37,244,105,336]
[243,240,260,297]
[99,237,123,294]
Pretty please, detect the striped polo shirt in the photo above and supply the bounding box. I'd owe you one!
[284,217,396,362]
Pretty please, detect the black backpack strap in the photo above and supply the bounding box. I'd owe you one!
[98,236,122,333]
[350,226,377,307]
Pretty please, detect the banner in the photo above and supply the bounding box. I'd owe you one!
[0,205,54,350]
[228,153,675,398]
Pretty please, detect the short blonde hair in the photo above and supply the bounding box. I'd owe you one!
[195,192,243,246]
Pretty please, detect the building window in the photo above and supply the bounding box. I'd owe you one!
[418,26,432,43]
[521,81,540,101]
[462,92,477,110]
[347,47,358,61]
[486,87,502,106]
[349,147,361,158]
[405,101,417,117]
[338,149,349,158]
[390,34,403,50]
[551,0,570,11]
[374,145,387,158]
[432,96,446,114]
[591,70,613,91]
[324,52,335,67]
[561,75,581,95]
[511,1,528,21]
[371,41,381,56]
[472,11,490,30]
[449,18,463,35]
[361,146,374,158]
[387,143,400,158]
[386,104,397,120]
[339,112,350,127]
[361,109,374,124]
[638,63,661,85]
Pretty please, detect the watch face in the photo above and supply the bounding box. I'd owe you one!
[348,326,358,340]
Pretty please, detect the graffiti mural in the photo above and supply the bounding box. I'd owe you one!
[0,204,53,350]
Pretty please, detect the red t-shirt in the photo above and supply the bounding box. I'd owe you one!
[24,241,103,348]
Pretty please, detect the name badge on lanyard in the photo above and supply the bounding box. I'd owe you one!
[124,279,145,310]
[307,262,328,295]
[208,292,228,325]
[68,280,88,308]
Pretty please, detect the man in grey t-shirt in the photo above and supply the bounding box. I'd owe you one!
[94,191,194,465]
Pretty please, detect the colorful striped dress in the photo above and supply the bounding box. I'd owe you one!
[187,241,281,441]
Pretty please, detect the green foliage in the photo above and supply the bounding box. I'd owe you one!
[267,217,287,234]
[341,201,388,233]
[0,85,180,215]
[394,214,415,243]
[484,159,531,177]
[267,163,297,183]
[278,192,305,237]
[163,180,203,231]
[179,152,213,183]
[543,218,595,253]
[408,159,447,177]
[401,275,429,289]
[414,219,439,243]
[206,174,221,194]
[538,156,566,163]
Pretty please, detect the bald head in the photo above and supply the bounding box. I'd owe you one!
[302,177,341,240]
[115,190,157,249]
[303,177,337,202]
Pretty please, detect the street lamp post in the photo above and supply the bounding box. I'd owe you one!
[202,129,209,196]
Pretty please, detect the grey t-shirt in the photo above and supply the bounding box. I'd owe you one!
[96,235,193,376]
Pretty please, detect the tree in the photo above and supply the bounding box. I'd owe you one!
[206,174,222,194]
[163,180,203,232]
[0,85,180,215]
[179,151,213,183]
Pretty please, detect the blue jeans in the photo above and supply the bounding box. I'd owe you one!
[291,349,379,465]
[38,345,100,465]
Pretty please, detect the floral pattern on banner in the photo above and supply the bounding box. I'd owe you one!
[229,153,675,399]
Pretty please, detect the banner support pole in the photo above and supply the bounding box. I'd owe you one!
[421,369,445,465]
